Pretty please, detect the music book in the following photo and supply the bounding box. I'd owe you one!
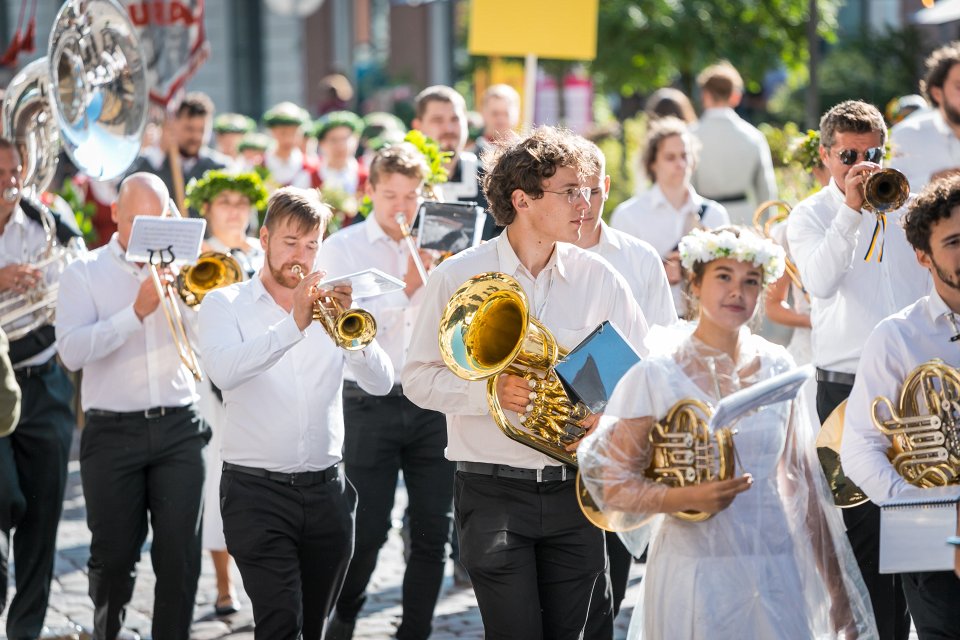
[125,217,206,265]
[708,364,814,432]
[318,268,405,300]
[879,485,960,574]
[414,201,486,258]
[554,321,641,414]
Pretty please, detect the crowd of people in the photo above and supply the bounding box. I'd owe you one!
[2,35,960,640]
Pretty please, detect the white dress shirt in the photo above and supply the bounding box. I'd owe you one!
[319,157,361,195]
[56,234,200,411]
[690,107,778,226]
[584,221,678,327]
[0,205,59,366]
[890,109,960,194]
[401,229,649,469]
[198,273,394,473]
[840,290,957,504]
[786,179,930,373]
[318,215,421,380]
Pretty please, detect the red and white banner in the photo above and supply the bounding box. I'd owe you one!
[121,0,209,107]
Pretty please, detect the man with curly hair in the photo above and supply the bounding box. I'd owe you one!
[402,126,648,638]
[892,41,960,192]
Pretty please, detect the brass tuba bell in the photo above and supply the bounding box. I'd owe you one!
[751,199,806,298]
[177,251,246,307]
[439,272,589,466]
[872,359,960,487]
[292,265,377,351]
[863,168,909,213]
[577,398,737,530]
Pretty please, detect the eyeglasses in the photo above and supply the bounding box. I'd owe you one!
[543,187,592,204]
[836,147,884,166]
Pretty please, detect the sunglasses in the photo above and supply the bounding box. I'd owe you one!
[836,147,884,166]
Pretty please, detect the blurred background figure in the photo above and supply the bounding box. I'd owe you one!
[262,102,319,188]
[644,87,697,124]
[474,84,521,156]
[317,73,355,115]
[213,113,257,163]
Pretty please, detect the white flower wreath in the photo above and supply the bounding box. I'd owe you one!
[678,228,786,284]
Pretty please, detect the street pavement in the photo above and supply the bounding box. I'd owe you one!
[1,439,642,639]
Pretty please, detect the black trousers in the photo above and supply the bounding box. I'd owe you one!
[583,531,631,639]
[455,470,607,639]
[80,406,208,640]
[817,379,910,640]
[221,466,357,640]
[901,570,960,639]
[334,391,453,640]
[0,360,74,639]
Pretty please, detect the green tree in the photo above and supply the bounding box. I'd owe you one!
[590,0,840,99]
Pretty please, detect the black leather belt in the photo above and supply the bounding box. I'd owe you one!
[86,405,193,421]
[14,357,56,379]
[815,368,856,387]
[457,461,573,483]
[343,380,405,399]
[712,193,748,204]
[222,462,340,487]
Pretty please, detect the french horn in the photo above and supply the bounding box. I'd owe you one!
[577,398,737,530]
[751,199,806,298]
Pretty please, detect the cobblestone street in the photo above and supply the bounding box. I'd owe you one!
[1,443,642,639]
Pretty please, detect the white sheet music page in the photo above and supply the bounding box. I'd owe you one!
[125,217,206,265]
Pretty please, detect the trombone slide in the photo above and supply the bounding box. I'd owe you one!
[148,264,203,382]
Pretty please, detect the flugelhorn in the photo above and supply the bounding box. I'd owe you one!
[577,398,737,531]
[291,265,377,351]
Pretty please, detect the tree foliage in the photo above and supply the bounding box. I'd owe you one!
[590,0,840,98]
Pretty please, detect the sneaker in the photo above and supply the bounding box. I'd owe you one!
[326,614,356,640]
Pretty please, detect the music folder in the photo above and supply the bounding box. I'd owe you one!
[414,201,486,258]
[554,321,641,414]
[879,485,960,574]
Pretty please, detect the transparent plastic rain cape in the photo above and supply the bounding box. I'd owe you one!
[578,325,878,640]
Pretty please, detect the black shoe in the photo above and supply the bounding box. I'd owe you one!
[326,614,355,640]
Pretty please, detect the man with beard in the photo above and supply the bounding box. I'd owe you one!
[787,100,931,640]
[841,173,960,640]
[892,42,960,192]
[126,93,229,217]
[198,187,393,639]
[412,85,498,239]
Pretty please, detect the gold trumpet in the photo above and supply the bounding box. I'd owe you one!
[291,265,377,351]
[577,398,737,531]
[752,200,805,298]
[863,168,910,213]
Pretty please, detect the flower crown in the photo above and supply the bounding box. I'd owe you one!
[678,228,786,284]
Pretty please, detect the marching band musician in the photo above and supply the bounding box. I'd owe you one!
[320,144,452,640]
[786,100,931,640]
[56,173,210,640]
[573,139,677,637]
[0,138,78,640]
[198,187,393,639]
[401,126,649,639]
[841,174,960,638]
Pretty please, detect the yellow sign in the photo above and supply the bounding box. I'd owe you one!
[468,0,599,61]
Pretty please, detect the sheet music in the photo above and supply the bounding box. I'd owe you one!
[415,201,485,256]
[318,268,405,300]
[707,364,814,432]
[125,217,206,265]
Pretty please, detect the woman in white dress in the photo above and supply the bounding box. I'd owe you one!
[578,227,876,640]
[186,169,268,616]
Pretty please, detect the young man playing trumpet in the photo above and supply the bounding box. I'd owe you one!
[787,100,931,640]
[198,187,393,639]
[56,173,210,640]
[402,126,649,639]
[320,144,452,640]
[842,174,960,638]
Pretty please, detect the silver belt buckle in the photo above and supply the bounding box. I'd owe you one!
[560,465,567,481]
[144,407,165,419]
[536,468,543,482]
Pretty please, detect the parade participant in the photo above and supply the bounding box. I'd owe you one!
[842,174,960,639]
[199,187,393,639]
[56,173,210,640]
[322,143,451,640]
[213,113,257,162]
[579,226,877,640]
[402,126,648,639]
[313,110,368,197]
[787,99,930,640]
[262,102,320,188]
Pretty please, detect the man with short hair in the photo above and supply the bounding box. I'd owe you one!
[413,85,497,239]
[690,61,777,226]
[322,143,451,640]
[57,173,210,640]
[0,138,77,640]
[787,100,930,640]
[842,173,960,640]
[199,187,393,639]
[262,102,320,189]
[476,84,521,154]
[891,41,960,192]
[402,126,648,639]
[126,92,229,215]
[313,110,368,198]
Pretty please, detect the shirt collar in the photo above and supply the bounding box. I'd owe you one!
[597,220,621,250]
[364,214,394,245]
[108,233,143,276]
[649,183,701,212]
[702,107,736,120]
[253,270,274,302]
[496,227,568,282]
[927,287,955,325]
[826,178,845,204]
[6,206,27,230]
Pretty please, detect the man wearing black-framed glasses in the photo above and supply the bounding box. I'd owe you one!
[787,99,931,640]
